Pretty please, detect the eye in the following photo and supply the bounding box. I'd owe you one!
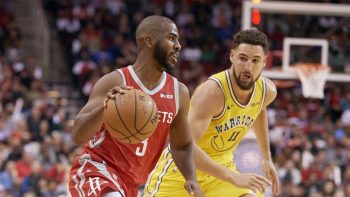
[240,57,247,61]
[169,36,175,41]
[253,59,260,64]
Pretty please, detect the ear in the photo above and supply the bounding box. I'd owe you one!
[263,55,267,68]
[144,35,153,48]
[229,49,235,63]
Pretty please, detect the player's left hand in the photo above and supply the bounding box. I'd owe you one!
[262,159,280,196]
[184,179,204,197]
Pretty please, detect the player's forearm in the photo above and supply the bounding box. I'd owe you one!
[171,141,197,181]
[253,110,272,161]
[194,145,233,183]
[72,105,104,145]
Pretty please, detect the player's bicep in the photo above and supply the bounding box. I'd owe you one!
[169,83,192,147]
[189,80,224,141]
[189,104,212,142]
[253,78,276,128]
[262,77,277,108]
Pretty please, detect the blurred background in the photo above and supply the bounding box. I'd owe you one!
[0,0,349,196]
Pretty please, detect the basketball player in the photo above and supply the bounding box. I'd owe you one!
[145,29,280,197]
[68,16,203,197]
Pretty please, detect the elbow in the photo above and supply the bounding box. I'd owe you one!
[72,127,86,145]
[72,130,82,145]
[171,140,193,151]
[71,118,85,145]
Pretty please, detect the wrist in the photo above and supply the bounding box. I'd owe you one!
[185,177,198,183]
[184,173,197,182]
[262,158,274,167]
[262,154,272,162]
[228,171,239,185]
[262,158,272,162]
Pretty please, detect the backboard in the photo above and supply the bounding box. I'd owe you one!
[242,1,350,83]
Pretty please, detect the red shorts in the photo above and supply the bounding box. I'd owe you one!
[68,154,138,197]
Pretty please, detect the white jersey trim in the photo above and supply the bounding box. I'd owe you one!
[174,78,180,115]
[258,77,267,114]
[87,160,126,197]
[78,161,87,197]
[150,149,173,197]
[72,154,126,197]
[144,150,171,196]
[127,66,166,95]
[116,69,126,86]
[103,192,123,197]
[73,159,88,197]
[208,77,226,120]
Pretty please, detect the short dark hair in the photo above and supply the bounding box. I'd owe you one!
[232,29,269,53]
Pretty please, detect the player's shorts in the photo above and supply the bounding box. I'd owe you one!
[69,153,138,197]
[144,148,262,197]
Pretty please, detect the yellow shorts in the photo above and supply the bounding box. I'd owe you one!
[144,148,263,197]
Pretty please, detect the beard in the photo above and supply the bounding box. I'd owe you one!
[154,41,174,74]
[233,69,260,90]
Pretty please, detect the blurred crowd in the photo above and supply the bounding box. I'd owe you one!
[0,1,76,196]
[0,0,349,196]
[270,85,350,197]
[43,0,350,98]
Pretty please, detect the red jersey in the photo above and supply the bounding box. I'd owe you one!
[79,66,179,186]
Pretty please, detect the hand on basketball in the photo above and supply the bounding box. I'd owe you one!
[262,159,280,196]
[103,85,133,107]
[230,172,271,195]
[184,179,204,197]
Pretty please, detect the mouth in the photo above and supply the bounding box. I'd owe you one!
[170,53,179,64]
[240,72,252,81]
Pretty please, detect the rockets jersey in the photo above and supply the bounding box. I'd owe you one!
[197,69,266,162]
[80,65,179,186]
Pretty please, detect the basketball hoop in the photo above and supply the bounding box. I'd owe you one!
[293,63,330,99]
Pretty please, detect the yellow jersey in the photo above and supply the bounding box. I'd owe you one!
[197,69,266,162]
[145,69,266,197]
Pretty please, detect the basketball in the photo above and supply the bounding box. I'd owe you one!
[103,88,159,144]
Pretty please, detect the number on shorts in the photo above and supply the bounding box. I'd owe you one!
[135,139,148,156]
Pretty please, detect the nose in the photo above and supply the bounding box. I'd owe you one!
[243,62,253,71]
[174,40,181,52]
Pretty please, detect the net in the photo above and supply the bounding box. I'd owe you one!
[294,63,330,99]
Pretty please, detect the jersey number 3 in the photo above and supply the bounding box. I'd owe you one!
[135,139,148,156]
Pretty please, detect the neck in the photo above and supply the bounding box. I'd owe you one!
[229,67,254,105]
[132,53,164,90]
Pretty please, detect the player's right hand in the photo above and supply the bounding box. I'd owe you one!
[184,179,205,197]
[230,172,272,195]
[103,85,133,107]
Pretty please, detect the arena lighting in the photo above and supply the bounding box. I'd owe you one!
[251,8,261,25]
[251,0,262,26]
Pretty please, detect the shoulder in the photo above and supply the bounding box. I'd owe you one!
[193,79,224,100]
[90,70,124,96]
[262,77,277,107]
[191,79,225,116]
[97,70,123,87]
[177,82,190,101]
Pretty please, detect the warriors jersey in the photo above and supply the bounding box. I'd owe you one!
[75,66,179,186]
[197,69,266,162]
[144,69,266,197]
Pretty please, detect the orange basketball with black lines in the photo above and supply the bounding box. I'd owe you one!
[103,89,159,144]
